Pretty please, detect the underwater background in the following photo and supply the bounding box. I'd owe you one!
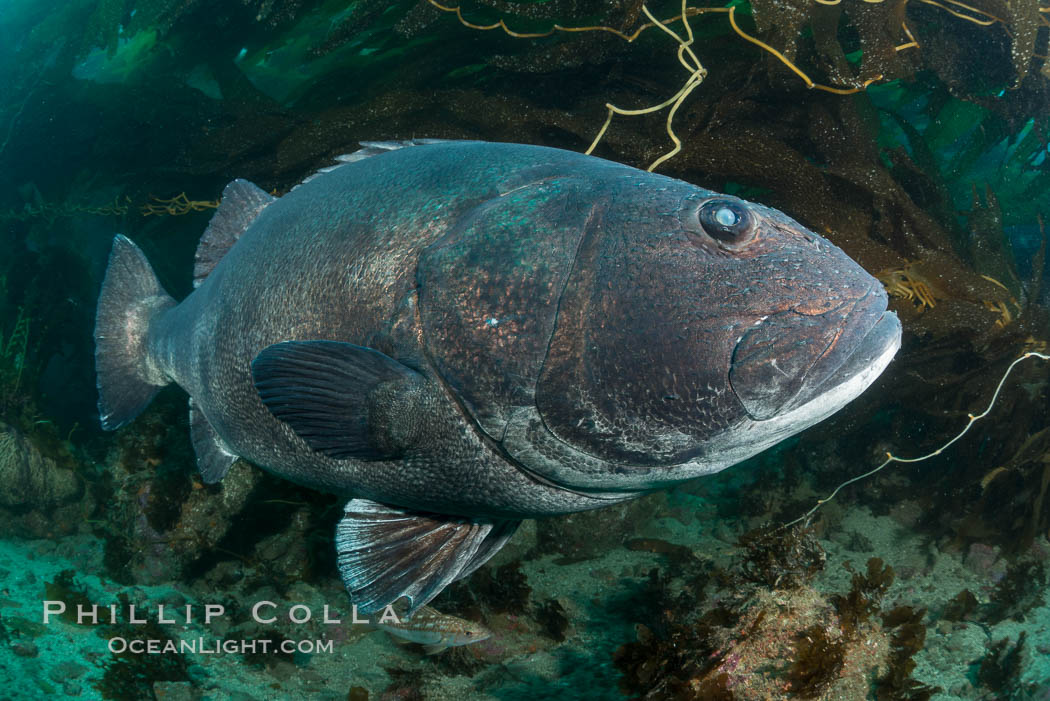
[1,0,1050,699]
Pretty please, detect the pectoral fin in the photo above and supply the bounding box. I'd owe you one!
[335,499,519,616]
[454,519,520,582]
[251,340,423,460]
[422,643,450,655]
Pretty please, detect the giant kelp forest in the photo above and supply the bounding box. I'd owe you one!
[1,0,1050,699]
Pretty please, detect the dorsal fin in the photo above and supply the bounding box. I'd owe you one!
[193,179,275,288]
[338,138,451,163]
[292,139,454,191]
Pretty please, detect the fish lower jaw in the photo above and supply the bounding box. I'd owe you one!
[679,311,902,480]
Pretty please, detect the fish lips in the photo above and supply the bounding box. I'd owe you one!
[729,286,900,421]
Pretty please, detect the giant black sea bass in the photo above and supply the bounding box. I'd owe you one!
[95,140,901,614]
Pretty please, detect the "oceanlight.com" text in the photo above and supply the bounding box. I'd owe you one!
[107,636,334,655]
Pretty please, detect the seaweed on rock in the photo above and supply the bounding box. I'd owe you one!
[93,595,191,701]
[613,615,729,700]
[980,559,1047,624]
[535,598,569,643]
[381,666,427,701]
[785,624,846,699]
[442,560,532,617]
[831,557,895,638]
[613,552,934,699]
[738,524,826,590]
[977,633,1028,698]
[876,606,937,701]
[43,569,93,625]
[941,590,978,622]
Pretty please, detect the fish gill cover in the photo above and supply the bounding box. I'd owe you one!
[0,0,1048,699]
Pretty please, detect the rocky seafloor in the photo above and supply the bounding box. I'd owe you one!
[1,406,1049,701]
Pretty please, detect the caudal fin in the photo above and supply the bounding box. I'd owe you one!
[94,235,175,430]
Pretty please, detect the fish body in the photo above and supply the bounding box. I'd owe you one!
[375,605,492,654]
[94,140,900,615]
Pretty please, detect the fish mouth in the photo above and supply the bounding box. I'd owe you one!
[692,309,900,480]
[779,309,901,416]
[730,286,900,421]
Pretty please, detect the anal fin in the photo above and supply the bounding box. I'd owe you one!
[189,398,238,483]
[335,499,519,616]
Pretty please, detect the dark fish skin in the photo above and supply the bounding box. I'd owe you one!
[98,141,899,519]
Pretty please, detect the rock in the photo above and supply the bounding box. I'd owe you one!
[153,680,199,701]
[964,542,1005,580]
[0,422,78,507]
[253,508,312,574]
[48,660,87,681]
[128,459,261,584]
[185,663,212,688]
[11,640,39,657]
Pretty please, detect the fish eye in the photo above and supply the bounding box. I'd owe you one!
[697,200,754,245]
